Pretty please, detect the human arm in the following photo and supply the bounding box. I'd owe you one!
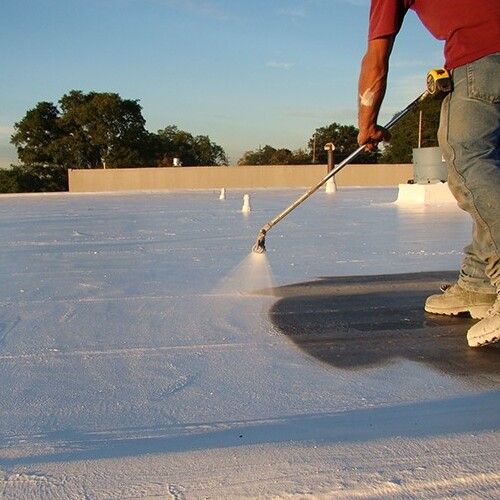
[357,35,394,149]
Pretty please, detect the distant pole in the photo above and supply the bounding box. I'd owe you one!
[418,110,423,148]
[312,134,317,164]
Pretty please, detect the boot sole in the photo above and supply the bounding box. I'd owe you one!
[468,331,500,347]
[424,304,491,319]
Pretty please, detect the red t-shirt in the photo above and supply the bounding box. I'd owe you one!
[368,0,500,69]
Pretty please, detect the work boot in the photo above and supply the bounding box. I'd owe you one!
[424,283,496,319]
[467,294,500,347]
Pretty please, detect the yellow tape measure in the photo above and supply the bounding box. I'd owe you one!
[426,68,453,98]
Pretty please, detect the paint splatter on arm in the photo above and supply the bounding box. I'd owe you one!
[357,36,394,149]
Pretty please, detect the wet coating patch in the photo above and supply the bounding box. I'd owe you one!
[269,271,500,382]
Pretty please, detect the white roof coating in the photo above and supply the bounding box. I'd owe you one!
[0,187,499,499]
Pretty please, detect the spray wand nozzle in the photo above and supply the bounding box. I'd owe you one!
[252,228,267,254]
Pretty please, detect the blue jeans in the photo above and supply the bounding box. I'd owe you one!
[438,53,500,294]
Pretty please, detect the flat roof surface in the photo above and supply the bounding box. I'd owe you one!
[0,187,498,498]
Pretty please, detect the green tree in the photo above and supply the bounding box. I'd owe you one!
[239,145,277,165]
[238,145,311,165]
[0,165,67,193]
[310,123,379,164]
[12,91,152,170]
[193,134,228,166]
[57,91,151,168]
[289,148,311,164]
[10,91,229,191]
[381,96,442,163]
[0,168,19,193]
[156,125,227,166]
[10,102,63,166]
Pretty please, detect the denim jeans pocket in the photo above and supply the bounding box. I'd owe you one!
[467,53,500,103]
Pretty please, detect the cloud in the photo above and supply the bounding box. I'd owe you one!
[152,0,233,20]
[277,0,368,19]
[333,0,369,5]
[277,6,307,19]
[266,61,295,71]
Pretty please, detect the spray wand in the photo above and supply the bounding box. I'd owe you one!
[252,87,434,254]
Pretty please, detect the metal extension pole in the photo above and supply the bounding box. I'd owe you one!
[252,89,430,253]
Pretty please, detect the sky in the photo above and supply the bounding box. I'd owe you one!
[0,0,444,166]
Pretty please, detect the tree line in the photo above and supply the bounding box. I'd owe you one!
[238,96,441,166]
[3,91,228,192]
[1,90,441,193]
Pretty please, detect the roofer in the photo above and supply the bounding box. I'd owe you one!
[357,0,500,347]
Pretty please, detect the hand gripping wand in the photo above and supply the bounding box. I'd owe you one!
[251,88,431,254]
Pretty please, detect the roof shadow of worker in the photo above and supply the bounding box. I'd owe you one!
[268,271,500,383]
